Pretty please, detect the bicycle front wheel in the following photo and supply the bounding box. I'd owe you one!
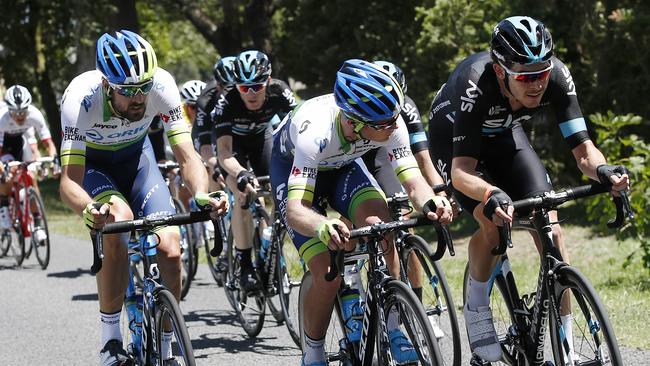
[27,187,50,269]
[549,265,623,366]
[173,198,194,301]
[379,279,444,366]
[153,288,196,366]
[276,223,305,347]
[0,229,11,257]
[402,234,460,366]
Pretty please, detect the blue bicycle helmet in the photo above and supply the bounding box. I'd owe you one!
[96,30,158,85]
[213,56,237,87]
[233,50,272,84]
[334,59,404,124]
[490,16,553,66]
[373,61,407,93]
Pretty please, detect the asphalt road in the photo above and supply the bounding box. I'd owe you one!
[1,233,648,365]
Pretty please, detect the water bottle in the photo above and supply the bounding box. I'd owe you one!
[259,226,272,260]
[125,285,143,353]
[341,286,362,342]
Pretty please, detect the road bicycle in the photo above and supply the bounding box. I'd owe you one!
[461,183,633,365]
[90,207,223,366]
[299,217,445,366]
[157,161,196,300]
[0,157,56,269]
[386,190,461,366]
[220,175,299,337]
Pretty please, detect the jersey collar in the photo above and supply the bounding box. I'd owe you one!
[336,111,354,153]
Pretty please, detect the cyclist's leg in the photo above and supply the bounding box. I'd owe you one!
[271,157,335,364]
[130,140,180,299]
[83,164,133,352]
[0,144,22,229]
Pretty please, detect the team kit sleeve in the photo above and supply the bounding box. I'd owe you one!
[29,106,52,142]
[402,97,428,153]
[213,92,233,138]
[385,117,422,184]
[286,123,321,205]
[59,80,90,166]
[451,69,485,159]
[152,69,192,146]
[549,59,591,149]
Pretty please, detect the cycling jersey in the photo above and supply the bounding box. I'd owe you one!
[214,79,297,137]
[60,68,191,219]
[0,105,51,160]
[271,94,421,263]
[428,52,589,211]
[193,79,224,148]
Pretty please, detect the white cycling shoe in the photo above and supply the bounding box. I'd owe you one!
[464,304,502,362]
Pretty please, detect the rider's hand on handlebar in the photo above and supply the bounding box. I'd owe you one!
[596,164,630,196]
[483,187,514,225]
[82,201,111,230]
[194,191,229,219]
[423,196,453,224]
[316,218,351,251]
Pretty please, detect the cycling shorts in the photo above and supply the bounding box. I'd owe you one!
[221,129,272,179]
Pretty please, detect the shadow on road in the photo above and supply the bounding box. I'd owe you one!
[47,267,93,278]
[72,293,98,301]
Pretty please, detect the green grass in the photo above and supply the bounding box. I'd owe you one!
[40,179,650,349]
[434,225,650,350]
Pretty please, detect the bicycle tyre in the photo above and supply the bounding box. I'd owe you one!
[0,229,11,257]
[173,198,194,301]
[10,206,25,267]
[402,234,461,366]
[153,288,196,366]
[226,224,266,338]
[27,187,50,269]
[379,279,444,366]
[462,259,525,365]
[257,206,284,324]
[549,265,623,366]
[205,217,227,286]
[277,223,305,348]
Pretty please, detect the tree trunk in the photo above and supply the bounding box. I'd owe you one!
[34,22,62,150]
[112,0,140,31]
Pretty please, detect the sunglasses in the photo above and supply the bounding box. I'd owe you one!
[347,113,399,131]
[110,80,154,97]
[500,61,554,83]
[236,82,267,95]
[9,110,28,118]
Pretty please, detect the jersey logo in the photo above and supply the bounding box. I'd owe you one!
[291,166,301,176]
[488,105,507,116]
[314,137,328,153]
[402,103,421,124]
[460,80,483,113]
[561,66,577,96]
[483,114,532,130]
[299,120,311,133]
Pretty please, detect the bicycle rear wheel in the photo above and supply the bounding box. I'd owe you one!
[27,187,50,269]
[277,224,306,348]
[153,288,196,366]
[205,217,227,286]
[225,226,266,338]
[402,234,460,366]
[378,279,444,366]
[0,229,10,257]
[173,198,194,300]
[549,265,623,366]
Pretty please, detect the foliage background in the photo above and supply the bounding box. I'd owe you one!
[0,0,648,265]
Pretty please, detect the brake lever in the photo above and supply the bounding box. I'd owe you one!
[491,202,512,256]
[324,224,346,282]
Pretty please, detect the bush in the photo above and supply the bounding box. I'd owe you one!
[583,112,650,270]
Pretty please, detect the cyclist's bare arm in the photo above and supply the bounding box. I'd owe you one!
[43,139,57,157]
[60,164,93,214]
[451,156,492,202]
[287,198,350,249]
[413,149,444,188]
[401,173,452,224]
[216,135,247,177]
[571,140,629,190]
[29,142,41,160]
[171,140,208,195]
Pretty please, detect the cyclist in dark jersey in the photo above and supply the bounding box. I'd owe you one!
[428,16,629,362]
[215,50,297,292]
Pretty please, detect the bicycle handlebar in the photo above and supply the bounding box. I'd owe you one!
[89,209,222,274]
[325,216,450,281]
[493,182,634,256]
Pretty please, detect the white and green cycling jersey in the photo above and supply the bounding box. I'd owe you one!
[273,94,421,204]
